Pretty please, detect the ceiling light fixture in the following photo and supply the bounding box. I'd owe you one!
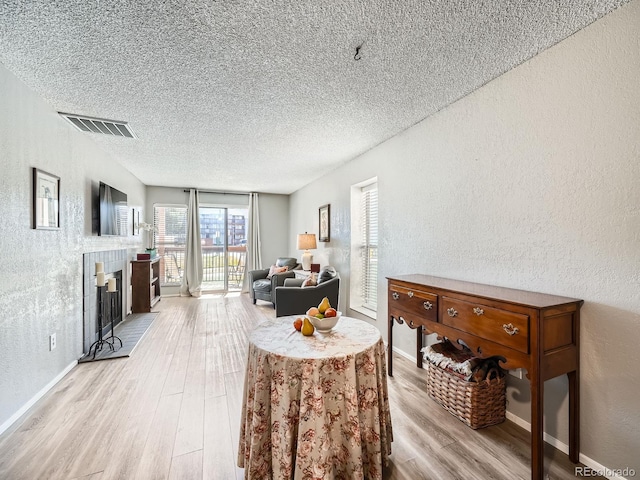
[58,112,136,138]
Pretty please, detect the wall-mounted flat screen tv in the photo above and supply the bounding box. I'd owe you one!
[99,182,128,236]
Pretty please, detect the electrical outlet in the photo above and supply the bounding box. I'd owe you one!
[49,333,56,351]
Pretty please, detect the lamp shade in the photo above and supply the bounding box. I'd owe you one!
[297,233,317,250]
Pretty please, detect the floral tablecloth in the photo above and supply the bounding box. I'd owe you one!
[238,316,393,480]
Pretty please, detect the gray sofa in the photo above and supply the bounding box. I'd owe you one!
[249,257,301,308]
[274,266,340,317]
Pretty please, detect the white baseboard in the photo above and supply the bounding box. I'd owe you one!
[391,345,419,363]
[505,412,632,480]
[0,360,77,436]
[391,346,630,480]
[504,411,569,455]
[506,412,626,480]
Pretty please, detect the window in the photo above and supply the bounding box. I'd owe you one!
[154,204,187,285]
[361,183,378,310]
[350,178,378,318]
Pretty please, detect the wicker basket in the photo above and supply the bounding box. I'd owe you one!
[425,362,506,429]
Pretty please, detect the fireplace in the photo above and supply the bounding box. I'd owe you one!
[96,271,123,337]
[82,249,129,354]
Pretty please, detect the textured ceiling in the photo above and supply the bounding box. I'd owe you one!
[0,1,629,194]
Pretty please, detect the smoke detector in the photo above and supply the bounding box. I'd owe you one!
[59,112,136,138]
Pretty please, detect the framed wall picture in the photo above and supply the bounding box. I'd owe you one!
[319,204,330,242]
[32,168,60,230]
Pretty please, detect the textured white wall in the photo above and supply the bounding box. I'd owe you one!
[0,64,145,431]
[258,194,291,267]
[289,1,640,471]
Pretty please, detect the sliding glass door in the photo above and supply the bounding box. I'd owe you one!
[154,204,247,292]
[199,205,247,292]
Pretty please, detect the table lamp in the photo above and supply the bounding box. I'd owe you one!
[297,233,317,271]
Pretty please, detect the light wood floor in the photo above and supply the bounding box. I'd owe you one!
[0,294,598,480]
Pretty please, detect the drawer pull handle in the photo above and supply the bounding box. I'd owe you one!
[473,307,484,316]
[502,323,519,336]
[447,308,458,317]
[423,301,433,310]
[408,291,414,298]
[392,292,399,300]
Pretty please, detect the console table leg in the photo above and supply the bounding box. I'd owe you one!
[416,326,423,369]
[531,376,544,480]
[568,370,580,463]
[388,316,394,377]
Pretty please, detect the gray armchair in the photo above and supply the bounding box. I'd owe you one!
[249,257,301,308]
[275,266,340,317]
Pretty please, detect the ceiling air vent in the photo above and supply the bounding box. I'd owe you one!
[59,112,136,138]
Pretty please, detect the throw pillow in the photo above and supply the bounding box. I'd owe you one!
[267,265,288,279]
[317,266,337,284]
[301,273,317,288]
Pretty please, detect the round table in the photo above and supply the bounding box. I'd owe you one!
[238,315,393,480]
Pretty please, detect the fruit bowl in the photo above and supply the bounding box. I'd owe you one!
[308,312,341,332]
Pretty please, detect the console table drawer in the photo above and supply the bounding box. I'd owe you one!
[388,284,438,322]
[440,296,529,354]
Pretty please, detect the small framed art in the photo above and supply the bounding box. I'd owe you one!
[319,204,330,242]
[32,168,60,230]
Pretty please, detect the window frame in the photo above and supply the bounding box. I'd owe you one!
[153,203,188,286]
[349,177,378,319]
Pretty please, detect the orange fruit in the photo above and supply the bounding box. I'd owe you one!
[293,318,303,331]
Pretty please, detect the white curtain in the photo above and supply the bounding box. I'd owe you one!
[180,189,203,297]
[242,192,262,293]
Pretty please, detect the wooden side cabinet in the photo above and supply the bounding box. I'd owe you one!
[387,274,583,480]
[131,258,161,313]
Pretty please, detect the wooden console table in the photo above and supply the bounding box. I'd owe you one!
[387,274,582,480]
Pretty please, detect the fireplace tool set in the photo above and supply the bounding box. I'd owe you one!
[88,273,123,359]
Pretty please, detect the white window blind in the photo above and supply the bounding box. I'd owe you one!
[153,205,187,285]
[154,205,187,247]
[361,183,378,311]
